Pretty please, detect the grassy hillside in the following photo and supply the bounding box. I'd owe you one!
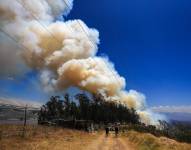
[0,125,191,150]
[0,125,99,150]
[122,130,191,150]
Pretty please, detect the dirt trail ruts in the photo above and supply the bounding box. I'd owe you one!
[85,133,135,150]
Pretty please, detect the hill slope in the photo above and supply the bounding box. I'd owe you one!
[124,130,191,150]
[0,125,191,150]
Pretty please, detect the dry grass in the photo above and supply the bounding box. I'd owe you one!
[121,130,191,150]
[1,125,191,150]
[0,125,99,150]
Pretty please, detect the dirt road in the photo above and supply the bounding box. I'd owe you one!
[85,133,135,150]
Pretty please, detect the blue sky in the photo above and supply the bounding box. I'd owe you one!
[1,0,191,107]
[68,0,191,106]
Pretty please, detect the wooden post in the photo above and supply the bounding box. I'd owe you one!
[24,105,27,127]
[22,105,27,137]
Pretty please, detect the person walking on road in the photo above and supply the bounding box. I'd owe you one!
[105,126,109,137]
[115,125,119,137]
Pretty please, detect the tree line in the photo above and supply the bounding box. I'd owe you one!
[38,93,140,124]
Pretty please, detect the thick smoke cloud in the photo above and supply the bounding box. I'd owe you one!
[0,0,163,125]
[0,33,28,77]
[57,57,125,96]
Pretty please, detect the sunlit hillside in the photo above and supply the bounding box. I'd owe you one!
[0,125,191,150]
[124,131,191,150]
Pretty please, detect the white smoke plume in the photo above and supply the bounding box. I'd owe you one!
[0,32,28,77]
[0,0,163,125]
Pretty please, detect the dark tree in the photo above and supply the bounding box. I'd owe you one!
[39,92,140,125]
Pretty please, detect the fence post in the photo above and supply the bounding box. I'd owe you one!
[22,105,27,138]
[0,130,2,140]
[24,105,27,126]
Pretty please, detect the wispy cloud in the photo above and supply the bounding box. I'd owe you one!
[151,106,191,113]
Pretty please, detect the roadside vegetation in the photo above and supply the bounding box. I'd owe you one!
[0,125,99,150]
[123,130,191,150]
[0,125,191,150]
[128,121,191,144]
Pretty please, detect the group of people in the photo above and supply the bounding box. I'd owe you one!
[105,124,119,137]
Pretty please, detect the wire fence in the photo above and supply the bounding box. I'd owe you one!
[0,104,95,150]
[0,104,42,139]
[0,104,39,123]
